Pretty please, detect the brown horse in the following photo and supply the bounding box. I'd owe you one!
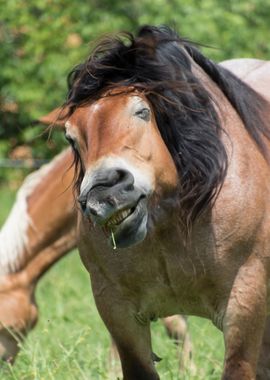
[1,53,270,374]
[60,25,270,380]
[0,150,77,361]
[0,151,191,367]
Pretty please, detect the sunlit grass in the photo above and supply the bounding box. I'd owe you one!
[0,185,224,379]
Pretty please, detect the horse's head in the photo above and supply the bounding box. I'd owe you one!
[63,26,234,247]
[66,89,178,248]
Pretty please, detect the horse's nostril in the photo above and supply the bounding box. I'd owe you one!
[88,206,98,216]
[78,197,99,216]
[115,169,134,189]
[116,169,127,181]
[79,199,100,217]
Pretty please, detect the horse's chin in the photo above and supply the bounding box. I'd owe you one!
[109,198,148,249]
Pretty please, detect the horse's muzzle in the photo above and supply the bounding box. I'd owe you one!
[78,167,148,248]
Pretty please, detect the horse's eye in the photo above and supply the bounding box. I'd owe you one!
[134,108,150,122]
[65,134,77,150]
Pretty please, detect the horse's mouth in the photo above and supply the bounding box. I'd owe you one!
[104,197,148,249]
[105,206,135,228]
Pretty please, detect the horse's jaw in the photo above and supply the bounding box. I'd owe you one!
[107,196,148,249]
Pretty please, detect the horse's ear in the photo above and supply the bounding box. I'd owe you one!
[37,106,69,127]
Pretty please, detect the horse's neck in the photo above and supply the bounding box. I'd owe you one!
[191,60,225,103]
[0,196,29,275]
[0,162,56,275]
[0,176,40,275]
[192,60,240,128]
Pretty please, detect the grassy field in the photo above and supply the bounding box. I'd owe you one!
[0,183,224,379]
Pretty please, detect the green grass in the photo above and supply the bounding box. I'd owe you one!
[0,185,224,379]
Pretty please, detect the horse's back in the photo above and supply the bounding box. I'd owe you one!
[220,58,270,102]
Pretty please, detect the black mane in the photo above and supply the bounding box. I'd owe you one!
[66,25,270,234]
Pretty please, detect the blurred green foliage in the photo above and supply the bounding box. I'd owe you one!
[0,0,270,160]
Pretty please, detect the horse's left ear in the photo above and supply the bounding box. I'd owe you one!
[37,106,69,127]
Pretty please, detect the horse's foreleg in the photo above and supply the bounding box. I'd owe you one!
[256,316,270,379]
[108,337,122,379]
[94,296,160,380]
[162,315,188,342]
[115,327,160,380]
[222,258,267,380]
[162,315,194,372]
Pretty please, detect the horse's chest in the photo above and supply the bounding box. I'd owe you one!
[113,252,219,321]
[85,233,224,324]
[135,281,208,320]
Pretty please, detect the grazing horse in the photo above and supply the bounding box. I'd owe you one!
[61,25,270,380]
[0,150,77,361]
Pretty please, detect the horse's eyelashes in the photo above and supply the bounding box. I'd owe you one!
[134,108,150,122]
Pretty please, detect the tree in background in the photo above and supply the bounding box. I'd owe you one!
[0,0,270,162]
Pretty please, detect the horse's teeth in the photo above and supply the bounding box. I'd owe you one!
[106,208,132,226]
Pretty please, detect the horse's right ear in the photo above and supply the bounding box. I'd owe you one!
[36,106,69,127]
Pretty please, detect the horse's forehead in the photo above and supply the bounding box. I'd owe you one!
[91,93,148,118]
[70,92,148,126]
